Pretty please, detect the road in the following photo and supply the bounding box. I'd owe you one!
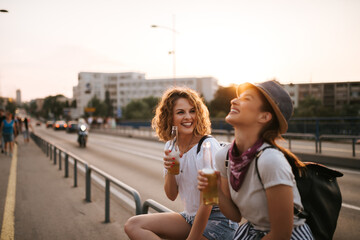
[34,125,360,240]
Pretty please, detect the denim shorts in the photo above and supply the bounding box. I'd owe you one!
[180,206,238,240]
[2,133,14,143]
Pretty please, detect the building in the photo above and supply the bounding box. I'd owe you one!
[73,72,219,117]
[16,89,21,105]
[283,81,360,111]
[30,98,44,112]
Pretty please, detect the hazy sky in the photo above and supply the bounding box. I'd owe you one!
[1,0,359,101]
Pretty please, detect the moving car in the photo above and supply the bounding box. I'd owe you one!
[46,120,54,128]
[66,121,78,133]
[53,120,67,130]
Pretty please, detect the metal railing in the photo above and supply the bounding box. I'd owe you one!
[31,133,171,224]
[282,133,318,153]
[319,134,359,157]
[95,126,360,157]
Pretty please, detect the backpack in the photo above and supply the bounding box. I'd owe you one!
[254,146,343,240]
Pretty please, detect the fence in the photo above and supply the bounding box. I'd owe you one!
[116,117,360,137]
[31,133,171,224]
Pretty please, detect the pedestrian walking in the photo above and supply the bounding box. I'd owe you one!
[22,117,31,143]
[198,80,314,239]
[1,111,17,157]
[0,108,5,153]
[124,87,237,240]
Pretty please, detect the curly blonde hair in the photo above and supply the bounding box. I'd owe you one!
[152,87,211,142]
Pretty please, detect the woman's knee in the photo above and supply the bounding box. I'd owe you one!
[124,215,143,236]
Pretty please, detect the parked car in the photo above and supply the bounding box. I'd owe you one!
[66,121,78,133]
[46,121,54,128]
[53,120,67,130]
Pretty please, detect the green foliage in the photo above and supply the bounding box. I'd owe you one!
[105,90,113,117]
[71,99,77,108]
[5,100,17,115]
[209,85,237,118]
[29,101,38,117]
[340,104,360,117]
[87,95,108,117]
[40,94,68,119]
[123,96,159,120]
[294,95,341,117]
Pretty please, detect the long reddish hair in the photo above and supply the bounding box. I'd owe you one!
[254,86,306,175]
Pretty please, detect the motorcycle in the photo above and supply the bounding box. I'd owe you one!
[78,124,88,148]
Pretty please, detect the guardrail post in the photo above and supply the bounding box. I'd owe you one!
[352,138,356,157]
[54,147,57,165]
[315,138,318,153]
[85,165,91,202]
[288,137,292,150]
[59,150,62,170]
[50,145,52,160]
[65,154,69,178]
[319,138,322,153]
[46,143,49,157]
[74,159,78,187]
[105,179,110,223]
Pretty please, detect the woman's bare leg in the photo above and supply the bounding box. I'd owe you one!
[124,212,191,240]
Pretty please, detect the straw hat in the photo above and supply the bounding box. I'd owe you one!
[237,80,293,134]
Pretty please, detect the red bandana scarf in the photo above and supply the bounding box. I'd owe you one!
[229,139,264,191]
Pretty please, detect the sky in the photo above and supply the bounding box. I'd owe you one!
[0,0,359,101]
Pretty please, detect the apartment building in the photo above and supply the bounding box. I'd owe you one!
[284,81,360,111]
[73,72,219,117]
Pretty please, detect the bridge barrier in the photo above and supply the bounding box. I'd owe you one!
[30,133,171,224]
[319,134,359,157]
[92,126,360,155]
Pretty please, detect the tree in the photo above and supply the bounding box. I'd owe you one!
[29,101,38,117]
[105,90,113,117]
[209,85,237,118]
[71,99,77,108]
[122,96,159,120]
[294,96,335,117]
[87,95,108,117]
[5,99,17,115]
[41,94,67,119]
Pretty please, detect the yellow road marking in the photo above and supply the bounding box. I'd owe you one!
[1,144,17,240]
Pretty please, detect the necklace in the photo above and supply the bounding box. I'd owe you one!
[180,134,195,155]
[179,135,194,174]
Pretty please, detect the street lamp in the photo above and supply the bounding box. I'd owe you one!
[0,9,9,13]
[151,15,177,85]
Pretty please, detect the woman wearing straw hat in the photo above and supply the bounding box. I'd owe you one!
[198,80,314,239]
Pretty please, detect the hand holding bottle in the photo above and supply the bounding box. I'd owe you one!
[165,126,180,175]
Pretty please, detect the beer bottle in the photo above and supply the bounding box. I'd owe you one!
[168,126,180,175]
[201,141,219,205]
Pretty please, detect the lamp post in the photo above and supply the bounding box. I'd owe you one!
[151,15,177,85]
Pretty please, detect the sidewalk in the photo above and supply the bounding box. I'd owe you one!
[0,140,132,240]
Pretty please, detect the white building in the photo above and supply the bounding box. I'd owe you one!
[73,72,219,117]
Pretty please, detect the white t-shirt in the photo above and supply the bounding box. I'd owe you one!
[164,137,221,216]
[215,142,305,231]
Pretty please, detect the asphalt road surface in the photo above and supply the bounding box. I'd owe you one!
[35,125,360,240]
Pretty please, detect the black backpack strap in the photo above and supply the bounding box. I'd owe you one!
[255,146,308,218]
[225,150,229,168]
[196,135,213,154]
[255,146,276,188]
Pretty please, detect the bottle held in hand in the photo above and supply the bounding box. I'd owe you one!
[168,126,180,175]
[201,141,219,205]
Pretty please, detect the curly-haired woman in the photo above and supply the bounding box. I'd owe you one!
[125,87,237,240]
